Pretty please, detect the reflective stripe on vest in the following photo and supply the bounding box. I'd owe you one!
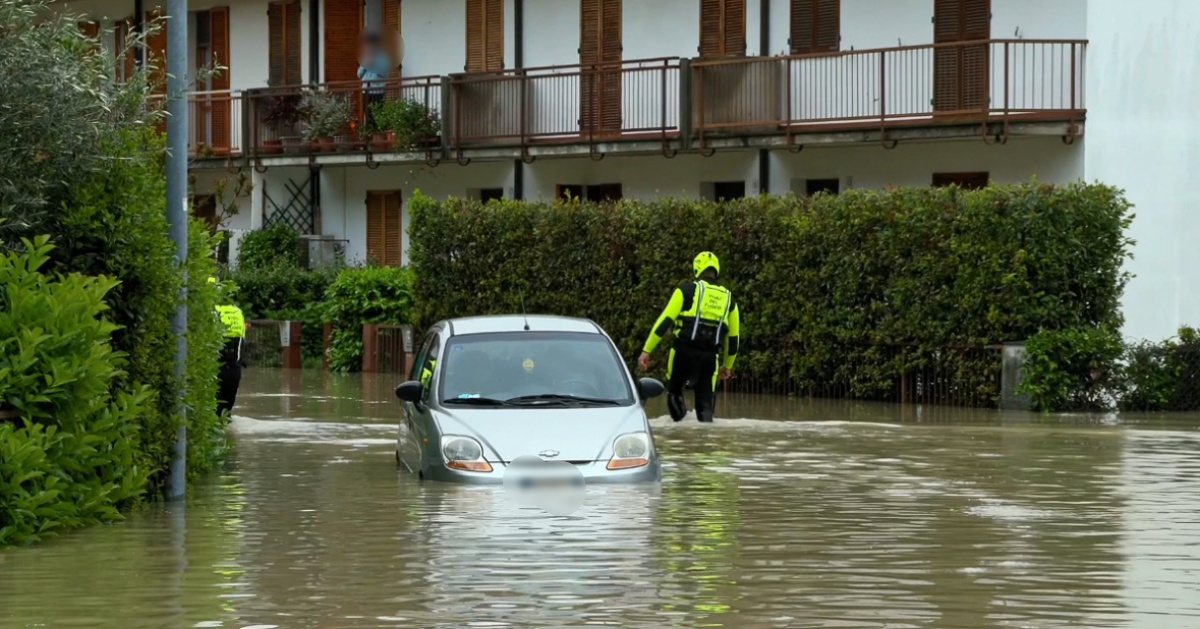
[215,304,246,338]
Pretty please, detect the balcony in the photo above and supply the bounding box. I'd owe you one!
[186,39,1085,166]
[691,39,1086,148]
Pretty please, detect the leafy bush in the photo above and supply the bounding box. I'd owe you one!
[1017,327,1126,412]
[408,182,1133,405]
[237,222,303,271]
[325,266,416,371]
[1,0,227,506]
[1120,327,1200,412]
[0,236,149,545]
[368,98,441,149]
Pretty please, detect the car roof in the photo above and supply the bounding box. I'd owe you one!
[443,315,603,336]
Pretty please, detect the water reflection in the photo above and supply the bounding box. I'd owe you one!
[1,369,1199,628]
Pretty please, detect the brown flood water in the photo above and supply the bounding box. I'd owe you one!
[2,368,1200,629]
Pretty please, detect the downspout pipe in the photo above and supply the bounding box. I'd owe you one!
[512,0,525,199]
[758,0,770,195]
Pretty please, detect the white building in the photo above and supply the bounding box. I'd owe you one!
[59,0,1197,342]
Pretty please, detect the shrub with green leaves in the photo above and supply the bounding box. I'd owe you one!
[325,266,416,371]
[1,0,227,508]
[0,236,149,545]
[1017,327,1126,412]
[1120,327,1200,412]
[408,182,1133,405]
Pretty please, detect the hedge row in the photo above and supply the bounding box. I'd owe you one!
[408,182,1133,404]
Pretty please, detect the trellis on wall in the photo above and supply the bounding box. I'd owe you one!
[263,173,315,234]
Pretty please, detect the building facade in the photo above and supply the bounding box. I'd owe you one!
[59,0,1194,342]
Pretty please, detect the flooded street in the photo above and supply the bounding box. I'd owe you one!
[3,368,1200,628]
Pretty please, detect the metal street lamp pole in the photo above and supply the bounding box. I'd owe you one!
[165,0,189,501]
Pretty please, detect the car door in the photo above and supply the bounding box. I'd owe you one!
[399,331,438,473]
[410,332,442,474]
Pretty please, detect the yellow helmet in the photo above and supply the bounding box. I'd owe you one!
[693,251,720,278]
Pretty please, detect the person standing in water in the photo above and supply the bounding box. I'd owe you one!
[638,252,741,422]
[211,277,247,420]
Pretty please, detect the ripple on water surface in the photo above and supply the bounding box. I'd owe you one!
[1,370,1199,628]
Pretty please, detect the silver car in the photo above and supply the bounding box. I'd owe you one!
[394,315,666,484]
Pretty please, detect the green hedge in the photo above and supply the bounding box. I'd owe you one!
[326,266,415,371]
[408,182,1132,404]
[1,237,149,545]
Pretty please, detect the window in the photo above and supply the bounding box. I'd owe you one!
[586,183,622,202]
[366,190,403,265]
[113,18,136,82]
[439,332,634,405]
[699,0,745,57]
[556,184,584,201]
[268,0,302,86]
[192,195,218,231]
[580,0,621,132]
[479,188,505,202]
[324,0,362,84]
[193,8,232,152]
[805,178,840,196]
[411,332,436,380]
[465,0,503,72]
[789,0,839,55]
[932,172,988,189]
[704,181,746,201]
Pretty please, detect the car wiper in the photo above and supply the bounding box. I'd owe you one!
[505,394,623,406]
[441,397,513,406]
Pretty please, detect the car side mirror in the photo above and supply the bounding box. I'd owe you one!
[395,380,424,403]
[637,377,665,400]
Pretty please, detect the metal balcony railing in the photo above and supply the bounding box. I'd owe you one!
[188,90,243,157]
[223,77,443,157]
[448,58,681,149]
[691,39,1086,142]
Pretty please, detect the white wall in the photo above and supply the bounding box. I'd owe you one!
[1084,0,1200,342]
[524,152,759,202]
[768,136,1082,193]
[320,161,514,264]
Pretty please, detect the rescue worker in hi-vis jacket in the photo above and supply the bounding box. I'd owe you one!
[638,252,741,423]
[211,277,248,419]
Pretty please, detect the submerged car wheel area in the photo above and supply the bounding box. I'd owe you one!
[393,315,665,485]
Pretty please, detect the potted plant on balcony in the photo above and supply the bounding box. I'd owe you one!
[369,98,441,151]
[262,94,306,154]
[365,100,396,150]
[301,91,351,152]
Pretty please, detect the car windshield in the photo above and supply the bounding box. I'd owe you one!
[438,331,634,406]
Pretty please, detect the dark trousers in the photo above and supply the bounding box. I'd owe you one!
[666,343,719,422]
[216,347,242,419]
[364,91,385,130]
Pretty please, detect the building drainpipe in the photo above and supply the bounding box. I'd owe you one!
[512,0,524,200]
[757,0,770,195]
[309,0,321,235]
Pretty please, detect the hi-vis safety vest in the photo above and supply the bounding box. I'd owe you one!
[215,304,246,339]
[676,281,733,351]
[420,360,436,387]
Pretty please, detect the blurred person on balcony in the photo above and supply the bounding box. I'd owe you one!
[211,277,248,420]
[638,252,741,423]
[358,30,391,130]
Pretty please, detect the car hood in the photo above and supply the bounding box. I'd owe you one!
[433,404,649,462]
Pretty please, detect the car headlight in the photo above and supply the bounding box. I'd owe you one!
[607,432,651,470]
[441,436,492,472]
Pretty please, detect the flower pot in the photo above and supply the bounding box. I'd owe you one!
[281,136,306,154]
[371,131,395,151]
[261,138,283,155]
[317,136,336,152]
[333,135,354,151]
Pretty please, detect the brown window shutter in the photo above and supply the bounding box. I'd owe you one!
[268,3,284,86]
[579,0,621,132]
[579,0,599,65]
[324,0,363,84]
[285,0,302,85]
[790,0,838,55]
[466,0,503,72]
[269,0,302,86]
[114,19,136,81]
[933,0,989,111]
[701,0,745,57]
[366,191,403,266]
[210,7,232,151]
[79,20,99,40]
[383,0,401,78]
[145,11,168,93]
